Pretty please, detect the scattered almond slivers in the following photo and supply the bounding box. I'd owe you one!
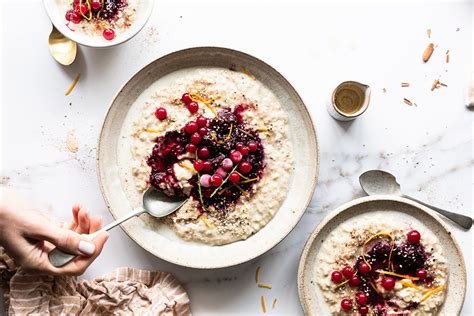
[446,50,450,63]
[422,43,435,62]
[272,298,277,309]
[401,82,410,87]
[404,98,414,106]
[427,29,431,38]
[431,79,448,91]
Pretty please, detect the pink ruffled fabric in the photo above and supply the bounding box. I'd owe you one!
[0,247,191,315]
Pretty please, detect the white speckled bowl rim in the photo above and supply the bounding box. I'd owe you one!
[42,0,154,48]
[297,195,466,315]
[97,47,319,269]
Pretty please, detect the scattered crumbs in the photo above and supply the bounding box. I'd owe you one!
[255,266,261,283]
[69,102,72,106]
[66,129,79,153]
[403,98,413,106]
[401,82,410,87]
[445,50,450,63]
[383,88,387,93]
[427,28,431,38]
[146,26,159,44]
[272,298,277,309]
[261,295,266,313]
[179,15,182,18]
[456,27,460,32]
[0,176,10,185]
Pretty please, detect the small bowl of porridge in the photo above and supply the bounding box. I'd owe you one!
[43,0,154,47]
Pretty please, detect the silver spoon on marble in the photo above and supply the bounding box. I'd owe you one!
[48,187,188,267]
[359,170,472,230]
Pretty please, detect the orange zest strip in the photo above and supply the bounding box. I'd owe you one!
[361,231,394,270]
[255,266,261,283]
[65,73,81,96]
[240,66,256,80]
[79,0,92,20]
[189,93,219,119]
[235,184,249,197]
[258,283,272,289]
[237,127,254,138]
[177,161,195,172]
[145,128,160,133]
[335,279,350,289]
[272,298,277,309]
[419,284,446,303]
[257,128,268,132]
[400,279,422,291]
[376,270,419,281]
[236,171,250,180]
[96,0,104,18]
[239,177,258,184]
[199,214,213,228]
[261,295,266,313]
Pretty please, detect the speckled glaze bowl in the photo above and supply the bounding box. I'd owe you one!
[298,195,466,315]
[98,47,319,268]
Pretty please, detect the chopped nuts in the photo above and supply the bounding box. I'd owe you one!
[401,82,410,87]
[423,43,435,62]
[446,50,450,63]
[427,29,431,38]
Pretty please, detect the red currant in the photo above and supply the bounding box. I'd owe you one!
[229,172,240,183]
[340,298,352,311]
[196,115,208,127]
[202,161,212,172]
[211,174,223,186]
[230,150,243,163]
[239,161,252,173]
[103,29,115,41]
[155,107,167,120]
[198,147,210,159]
[342,266,354,279]
[358,262,371,274]
[181,93,192,104]
[381,276,396,290]
[198,127,208,136]
[407,230,421,243]
[355,292,368,305]
[190,133,202,145]
[239,146,249,155]
[70,12,82,24]
[416,268,428,280]
[187,101,199,114]
[185,122,199,134]
[91,0,102,10]
[221,158,233,170]
[248,141,258,152]
[358,306,369,315]
[235,143,244,151]
[76,3,88,14]
[200,174,211,187]
[348,276,361,287]
[193,160,204,172]
[215,167,227,178]
[331,271,343,283]
[186,143,197,153]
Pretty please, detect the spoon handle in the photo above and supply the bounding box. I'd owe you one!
[48,208,146,268]
[403,195,472,230]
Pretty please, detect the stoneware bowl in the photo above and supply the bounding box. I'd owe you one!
[98,47,319,268]
[298,195,466,315]
[43,0,154,48]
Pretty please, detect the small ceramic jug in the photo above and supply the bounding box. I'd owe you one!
[327,81,371,121]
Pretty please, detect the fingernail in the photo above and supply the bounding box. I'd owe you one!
[78,240,95,255]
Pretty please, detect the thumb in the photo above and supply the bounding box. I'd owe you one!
[35,226,96,256]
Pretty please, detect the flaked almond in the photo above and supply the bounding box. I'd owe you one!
[401,82,410,87]
[427,29,431,38]
[423,43,434,62]
[446,50,450,63]
[403,98,413,106]
[383,88,387,93]
[431,79,440,91]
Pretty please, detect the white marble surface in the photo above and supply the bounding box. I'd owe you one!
[0,0,472,315]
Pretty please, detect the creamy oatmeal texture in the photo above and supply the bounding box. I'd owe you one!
[119,67,293,245]
[59,0,137,38]
[315,214,447,315]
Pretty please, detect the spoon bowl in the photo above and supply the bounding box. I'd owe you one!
[48,25,77,66]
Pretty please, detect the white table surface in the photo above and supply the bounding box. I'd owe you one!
[0,0,472,315]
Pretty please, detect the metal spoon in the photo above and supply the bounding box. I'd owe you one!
[48,25,77,66]
[49,187,188,267]
[359,170,472,230]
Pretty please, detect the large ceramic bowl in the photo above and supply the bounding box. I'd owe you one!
[98,47,319,268]
[298,195,466,315]
[43,0,154,48]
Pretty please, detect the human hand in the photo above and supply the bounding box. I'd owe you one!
[0,191,109,276]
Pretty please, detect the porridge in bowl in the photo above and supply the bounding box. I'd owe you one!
[119,67,293,245]
[315,214,448,315]
[59,0,138,41]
